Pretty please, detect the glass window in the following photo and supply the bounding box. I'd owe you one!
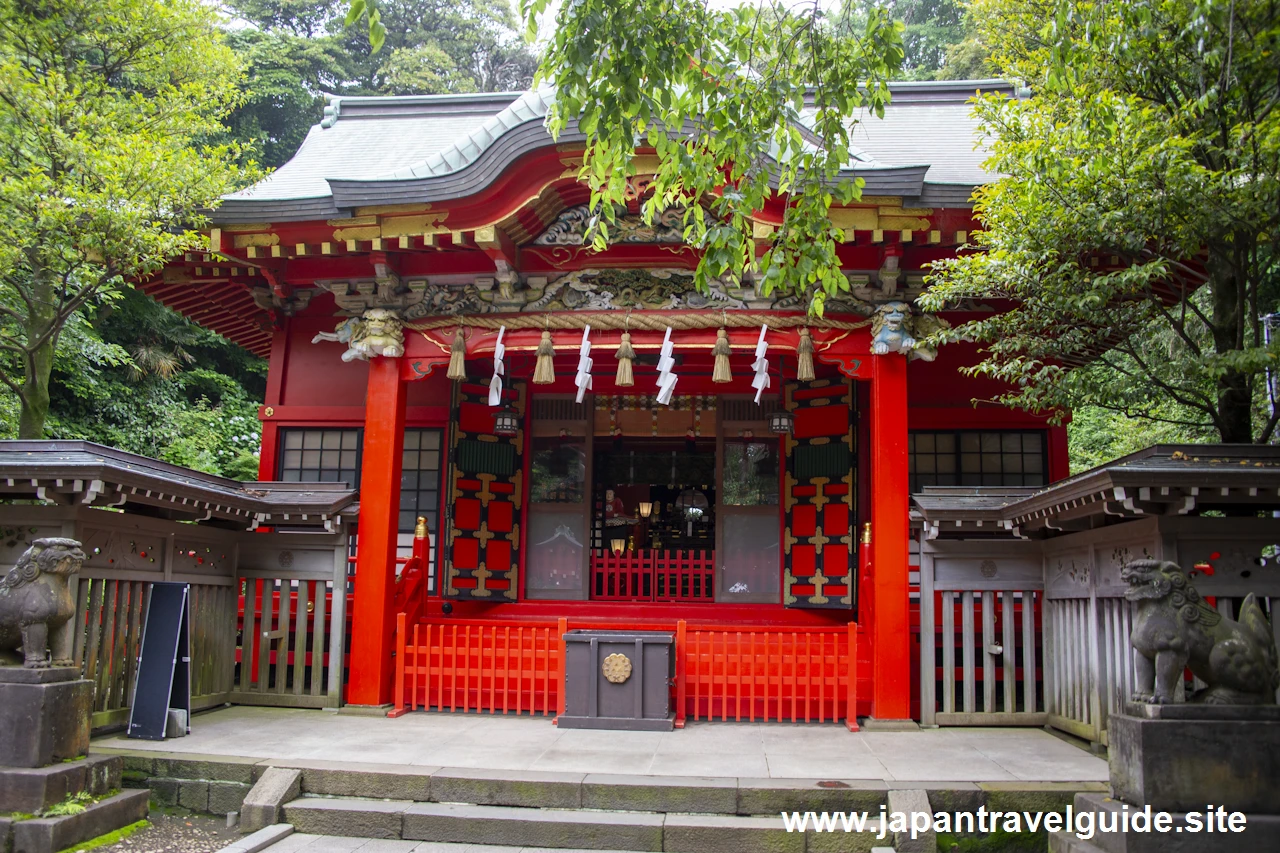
[909,430,1049,492]
[525,509,587,599]
[397,429,443,583]
[278,427,443,584]
[719,512,780,602]
[722,441,779,506]
[278,428,361,485]
[529,437,587,503]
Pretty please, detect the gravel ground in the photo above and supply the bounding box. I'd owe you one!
[69,811,241,853]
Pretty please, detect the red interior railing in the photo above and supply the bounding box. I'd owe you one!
[590,549,715,601]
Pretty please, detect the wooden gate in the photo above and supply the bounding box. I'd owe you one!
[443,381,526,601]
[233,529,351,708]
[919,536,1045,727]
[782,379,856,609]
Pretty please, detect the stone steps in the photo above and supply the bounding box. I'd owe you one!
[279,797,882,852]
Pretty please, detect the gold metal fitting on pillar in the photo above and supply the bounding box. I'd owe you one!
[414,516,428,539]
[861,522,872,545]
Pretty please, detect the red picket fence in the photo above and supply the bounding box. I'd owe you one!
[683,623,857,725]
[391,614,859,729]
[391,617,564,717]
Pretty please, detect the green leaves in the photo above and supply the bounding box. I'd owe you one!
[0,0,256,437]
[927,0,1280,444]
[524,0,903,311]
[345,0,385,53]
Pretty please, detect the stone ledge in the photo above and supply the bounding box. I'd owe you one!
[9,789,149,853]
[0,754,121,813]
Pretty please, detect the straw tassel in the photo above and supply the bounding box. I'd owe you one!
[712,328,733,383]
[533,330,556,384]
[447,327,467,381]
[614,331,636,387]
[796,327,815,382]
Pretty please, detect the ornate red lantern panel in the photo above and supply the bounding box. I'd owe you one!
[444,381,525,600]
[783,378,857,609]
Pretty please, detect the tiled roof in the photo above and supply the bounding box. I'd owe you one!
[214,79,1014,221]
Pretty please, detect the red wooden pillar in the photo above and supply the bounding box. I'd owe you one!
[347,356,407,706]
[257,326,289,481]
[870,353,911,720]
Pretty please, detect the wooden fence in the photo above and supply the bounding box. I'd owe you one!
[1040,516,1280,744]
[392,615,860,728]
[919,537,1045,727]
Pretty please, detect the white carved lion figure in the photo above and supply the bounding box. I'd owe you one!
[312,309,405,362]
[0,538,85,668]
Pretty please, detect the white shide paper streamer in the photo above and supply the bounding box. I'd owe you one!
[751,324,770,404]
[488,326,507,406]
[575,325,593,403]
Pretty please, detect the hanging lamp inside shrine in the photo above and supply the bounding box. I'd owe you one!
[533,330,556,384]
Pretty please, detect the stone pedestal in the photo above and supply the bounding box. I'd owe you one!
[1049,704,1280,853]
[1108,703,1280,814]
[0,667,149,853]
[0,668,91,768]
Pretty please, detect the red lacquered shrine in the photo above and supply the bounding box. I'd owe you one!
[145,81,1069,724]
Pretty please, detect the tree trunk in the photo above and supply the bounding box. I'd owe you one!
[1207,258,1254,443]
[17,270,57,439]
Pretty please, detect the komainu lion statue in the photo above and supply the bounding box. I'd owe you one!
[869,301,947,362]
[1124,559,1279,705]
[311,308,405,362]
[0,538,85,668]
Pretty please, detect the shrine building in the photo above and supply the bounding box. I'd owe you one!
[144,80,1069,723]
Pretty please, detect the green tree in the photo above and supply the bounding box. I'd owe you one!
[0,0,255,439]
[522,0,904,311]
[229,0,537,163]
[0,289,267,478]
[923,0,1280,444]
[838,0,969,80]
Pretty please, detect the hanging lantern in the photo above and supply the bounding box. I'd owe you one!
[488,326,507,407]
[615,331,636,387]
[574,325,593,403]
[768,410,795,435]
[610,537,627,556]
[656,326,677,405]
[796,327,815,382]
[533,330,556,384]
[638,501,653,518]
[751,324,770,404]
[712,328,732,383]
[447,327,467,381]
[493,407,521,436]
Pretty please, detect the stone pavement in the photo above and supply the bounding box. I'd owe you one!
[260,838,660,852]
[94,705,1107,783]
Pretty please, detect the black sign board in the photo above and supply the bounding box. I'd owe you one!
[127,582,192,740]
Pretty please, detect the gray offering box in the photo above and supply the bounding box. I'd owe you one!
[559,630,675,731]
